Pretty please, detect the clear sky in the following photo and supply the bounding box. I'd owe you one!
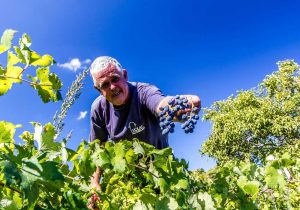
[1,0,300,170]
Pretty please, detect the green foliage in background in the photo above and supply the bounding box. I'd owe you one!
[202,60,300,164]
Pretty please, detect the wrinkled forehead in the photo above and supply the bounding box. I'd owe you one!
[92,63,122,81]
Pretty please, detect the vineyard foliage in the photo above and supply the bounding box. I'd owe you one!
[0,29,299,209]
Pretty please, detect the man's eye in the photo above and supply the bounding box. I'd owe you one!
[111,77,120,83]
[100,83,109,89]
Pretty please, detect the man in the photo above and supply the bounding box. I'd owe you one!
[89,56,200,190]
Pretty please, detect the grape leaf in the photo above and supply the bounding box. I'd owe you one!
[49,73,62,90]
[0,29,17,54]
[32,122,60,151]
[0,65,23,96]
[133,141,145,155]
[243,181,260,197]
[265,166,286,190]
[155,197,178,210]
[0,121,16,143]
[0,160,22,186]
[92,148,110,167]
[112,156,126,173]
[0,198,19,210]
[35,68,62,103]
[172,179,189,190]
[7,51,21,66]
[41,161,64,181]
[31,54,54,67]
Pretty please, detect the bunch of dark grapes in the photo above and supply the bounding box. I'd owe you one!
[159,95,199,135]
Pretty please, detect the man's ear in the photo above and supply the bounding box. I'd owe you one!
[123,69,128,81]
[94,85,102,94]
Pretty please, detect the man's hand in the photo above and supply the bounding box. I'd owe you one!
[87,193,101,210]
[157,95,201,122]
[87,167,102,209]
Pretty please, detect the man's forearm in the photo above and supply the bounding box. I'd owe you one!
[91,166,102,191]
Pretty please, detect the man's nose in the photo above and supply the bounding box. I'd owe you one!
[109,83,117,90]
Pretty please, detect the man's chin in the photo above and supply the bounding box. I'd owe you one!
[111,98,125,106]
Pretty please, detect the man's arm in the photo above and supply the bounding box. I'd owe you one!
[90,166,102,190]
[156,95,201,121]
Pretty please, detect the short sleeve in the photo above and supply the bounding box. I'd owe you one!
[89,99,109,143]
[137,83,165,115]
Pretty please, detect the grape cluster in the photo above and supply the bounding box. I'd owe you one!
[159,95,199,135]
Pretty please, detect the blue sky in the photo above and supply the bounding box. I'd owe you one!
[1,0,300,170]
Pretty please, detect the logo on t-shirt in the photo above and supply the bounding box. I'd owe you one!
[128,122,145,135]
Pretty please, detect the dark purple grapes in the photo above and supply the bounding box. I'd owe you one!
[159,95,200,135]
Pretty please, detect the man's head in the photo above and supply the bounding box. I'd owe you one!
[90,56,129,106]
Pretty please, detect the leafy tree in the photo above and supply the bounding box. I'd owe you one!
[202,60,300,164]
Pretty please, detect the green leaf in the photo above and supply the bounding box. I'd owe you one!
[49,73,62,90]
[158,178,168,194]
[172,179,189,190]
[41,161,64,181]
[133,200,153,210]
[197,192,216,210]
[92,148,110,167]
[243,181,260,197]
[237,175,260,197]
[7,51,21,66]
[22,156,43,177]
[112,156,126,173]
[114,141,126,159]
[0,121,16,143]
[70,141,85,161]
[0,29,17,54]
[149,147,172,156]
[125,148,135,163]
[155,197,178,210]
[0,160,22,186]
[32,122,60,151]
[14,46,25,63]
[37,67,50,83]
[21,33,31,48]
[265,166,286,190]
[0,66,23,96]
[34,68,62,103]
[0,76,12,96]
[31,54,54,67]
[6,66,23,83]
[0,198,19,210]
[133,141,145,155]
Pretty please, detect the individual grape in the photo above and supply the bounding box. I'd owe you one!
[192,107,199,112]
[166,116,172,121]
[159,122,165,127]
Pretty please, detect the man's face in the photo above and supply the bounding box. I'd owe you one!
[93,64,129,106]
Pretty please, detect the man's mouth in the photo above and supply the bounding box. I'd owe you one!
[112,90,121,97]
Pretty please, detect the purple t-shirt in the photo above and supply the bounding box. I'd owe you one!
[89,82,169,149]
